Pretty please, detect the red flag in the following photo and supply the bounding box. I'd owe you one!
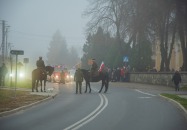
[99,61,105,72]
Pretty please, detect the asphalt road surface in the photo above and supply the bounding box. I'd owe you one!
[0,82,187,130]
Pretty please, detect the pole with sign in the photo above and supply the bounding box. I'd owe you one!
[123,55,129,67]
[10,50,24,97]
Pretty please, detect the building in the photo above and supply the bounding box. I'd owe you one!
[153,41,183,71]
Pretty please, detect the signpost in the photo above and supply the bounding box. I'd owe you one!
[123,56,129,62]
[10,50,24,97]
[10,50,24,55]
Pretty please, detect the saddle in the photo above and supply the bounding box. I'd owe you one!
[38,67,46,75]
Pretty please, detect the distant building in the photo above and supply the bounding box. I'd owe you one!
[152,41,183,71]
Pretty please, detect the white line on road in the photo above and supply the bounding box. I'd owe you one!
[138,97,152,99]
[63,90,108,130]
[135,89,156,97]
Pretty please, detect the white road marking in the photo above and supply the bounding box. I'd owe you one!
[63,89,108,130]
[138,97,152,99]
[135,89,156,97]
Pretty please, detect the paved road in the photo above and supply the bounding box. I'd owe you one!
[0,82,187,130]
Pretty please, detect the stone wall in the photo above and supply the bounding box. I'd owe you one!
[129,72,187,87]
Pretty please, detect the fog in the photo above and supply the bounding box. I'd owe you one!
[0,0,89,69]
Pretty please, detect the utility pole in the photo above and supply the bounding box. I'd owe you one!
[1,20,8,63]
[1,20,6,63]
[5,26,10,60]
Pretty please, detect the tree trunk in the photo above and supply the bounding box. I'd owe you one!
[176,0,187,71]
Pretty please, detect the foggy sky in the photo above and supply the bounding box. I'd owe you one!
[0,0,89,67]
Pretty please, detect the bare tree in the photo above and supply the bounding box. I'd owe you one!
[84,0,128,54]
[176,0,187,71]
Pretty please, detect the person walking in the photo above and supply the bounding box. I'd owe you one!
[172,70,182,91]
[74,68,84,94]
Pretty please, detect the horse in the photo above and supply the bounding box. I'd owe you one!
[80,69,109,93]
[32,66,54,92]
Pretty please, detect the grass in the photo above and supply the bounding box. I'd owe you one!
[4,78,32,89]
[0,79,48,113]
[161,93,187,110]
[0,89,47,112]
[181,86,187,91]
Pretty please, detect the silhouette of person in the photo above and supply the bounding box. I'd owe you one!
[74,68,84,94]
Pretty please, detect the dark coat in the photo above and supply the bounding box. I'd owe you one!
[74,69,83,82]
[91,61,98,71]
[36,59,45,68]
[172,71,182,85]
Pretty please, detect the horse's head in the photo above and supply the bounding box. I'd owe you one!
[45,66,54,76]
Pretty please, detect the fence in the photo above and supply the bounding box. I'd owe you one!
[129,72,187,87]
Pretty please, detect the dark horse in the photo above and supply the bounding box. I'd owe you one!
[32,66,54,92]
[81,69,109,93]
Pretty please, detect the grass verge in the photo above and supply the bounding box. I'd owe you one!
[181,87,187,91]
[0,89,47,112]
[161,93,187,110]
[5,78,32,89]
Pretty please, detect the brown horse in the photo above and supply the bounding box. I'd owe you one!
[81,69,109,93]
[32,66,54,92]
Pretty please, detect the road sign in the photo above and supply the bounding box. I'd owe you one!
[10,50,24,55]
[123,56,129,62]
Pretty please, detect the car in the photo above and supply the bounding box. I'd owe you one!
[50,65,63,83]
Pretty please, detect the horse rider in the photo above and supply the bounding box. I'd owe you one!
[36,57,46,74]
[90,58,98,80]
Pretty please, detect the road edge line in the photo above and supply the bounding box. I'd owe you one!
[159,94,187,117]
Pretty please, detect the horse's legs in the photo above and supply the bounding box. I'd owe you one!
[40,80,43,92]
[36,80,39,92]
[104,81,108,93]
[88,82,91,93]
[84,82,87,93]
[99,80,105,93]
[44,80,46,92]
[32,79,35,92]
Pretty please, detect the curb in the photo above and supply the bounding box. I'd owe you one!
[159,94,187,118]
[0,93,57,117]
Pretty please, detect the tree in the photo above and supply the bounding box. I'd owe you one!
[83,0,187,71]
[84,0,129,56]
[47,30,79,68]
[129,35,152,71]
[81,27,118,68]
[176,0,187,71]
[69,46,80,68]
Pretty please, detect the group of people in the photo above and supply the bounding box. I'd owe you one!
[35,56,183,93]
[73,58,183,93]
[110,66,130,82]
